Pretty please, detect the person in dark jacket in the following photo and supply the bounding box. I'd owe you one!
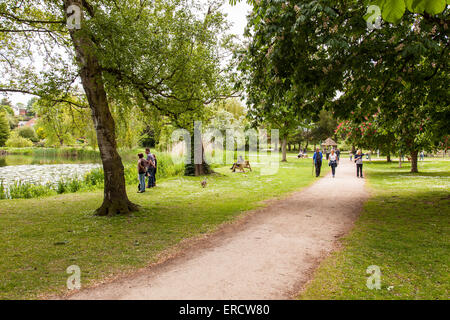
[145,148,156,188]
[313,148,323,177]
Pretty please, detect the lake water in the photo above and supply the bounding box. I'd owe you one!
[0,154,101,188]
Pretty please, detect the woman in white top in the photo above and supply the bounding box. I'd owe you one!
[329,149,338,178]
[354,149,364,178]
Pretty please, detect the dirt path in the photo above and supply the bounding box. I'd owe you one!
[68,160,368,300]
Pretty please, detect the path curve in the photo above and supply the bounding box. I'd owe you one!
[67,160,368,300]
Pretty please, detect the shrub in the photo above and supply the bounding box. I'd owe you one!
[8,181,55,199]
[18,126,39,142]
[0,111,10,147]
[0,180,7,200]
[84,168,104,187]
[67,178,82,193]
[6,114,18,130]
[56,180,67,194]
[5,132,33,148]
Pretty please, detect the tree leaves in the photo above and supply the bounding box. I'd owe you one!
[382,0,406,23]
[423,0,447,14]
[376,0,448,23]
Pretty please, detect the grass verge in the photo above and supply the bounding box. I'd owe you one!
[299,160,450,299]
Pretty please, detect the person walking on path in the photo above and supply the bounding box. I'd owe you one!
[349,150,353,162]
[329,149,338,178]
[336,148,341,161]
[313,148,323,177]
[137,153,148,193]
[145,148,156,188]
[420,151,425,161]
[354,150,364,178]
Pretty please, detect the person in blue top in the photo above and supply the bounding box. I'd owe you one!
[313,148,323,177]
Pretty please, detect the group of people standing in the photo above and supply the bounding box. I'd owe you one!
[137,148,157,193]
[313,148,365,178]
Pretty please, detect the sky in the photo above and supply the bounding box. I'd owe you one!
[4,1,252,107]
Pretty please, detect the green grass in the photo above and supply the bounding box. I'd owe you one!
[0,158,326,299]
[299,159,450,300]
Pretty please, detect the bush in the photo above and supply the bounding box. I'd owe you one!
[84,168,104,187]
[18,126,39,142]
[6,114,18,130]
[8,181,55,199]
[0,180,7,200]
[0,111,10,147]
[5,132,33,148]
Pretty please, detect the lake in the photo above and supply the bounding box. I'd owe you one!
[0,154,102,188]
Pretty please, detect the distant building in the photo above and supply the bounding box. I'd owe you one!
[19,108,27,116]
[18,118,37,127]
[25,118,37,127]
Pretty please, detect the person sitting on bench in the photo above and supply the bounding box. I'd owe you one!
[231,156,244,171]
[231,156,252,172]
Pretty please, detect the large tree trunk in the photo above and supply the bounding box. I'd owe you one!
[66,0,138,216]
[281,138,287,162]
[386,152,391,162]
[410,150,419,173]
[184,132,212,176]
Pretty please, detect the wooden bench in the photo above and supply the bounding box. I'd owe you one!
[231,160,252,172]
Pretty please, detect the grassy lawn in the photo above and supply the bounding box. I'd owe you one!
[299,159,450,300]
[0,158,326,299]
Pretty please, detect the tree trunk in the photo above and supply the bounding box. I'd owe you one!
[410,150,419,173]
[281,138,287,162]
[387,153,391,162]
[288,143,291,152]
[66,0,138,216]
[184,133,212,176]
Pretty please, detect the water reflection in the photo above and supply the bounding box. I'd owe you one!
[0,154,102,167]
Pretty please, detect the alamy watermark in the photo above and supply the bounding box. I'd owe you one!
[170,121,280,175]
[366,5,382,30]
[67,5,81,30]
[66,265,81,290]
[366,265,381,290]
